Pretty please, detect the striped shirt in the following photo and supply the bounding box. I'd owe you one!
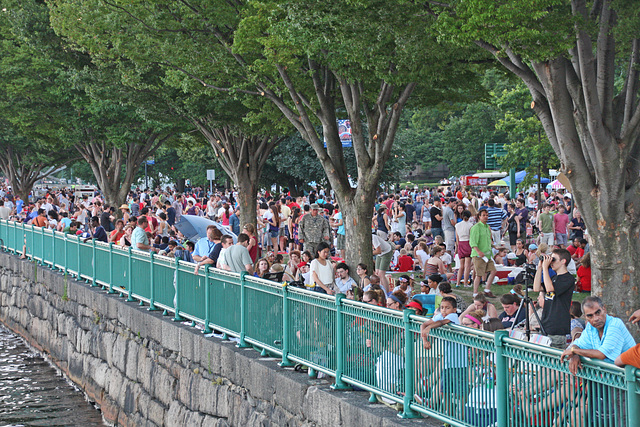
[486,207,507,231]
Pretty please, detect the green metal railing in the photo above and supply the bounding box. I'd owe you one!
[1,219,638,426]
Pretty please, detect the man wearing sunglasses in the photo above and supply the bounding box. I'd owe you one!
[533,248,575,349]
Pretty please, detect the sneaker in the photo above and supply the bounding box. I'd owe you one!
[484,291,497,298]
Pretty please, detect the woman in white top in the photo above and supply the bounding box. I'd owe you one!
[454,210,473,287]
[309,242,335,295]
[415,241,430,269]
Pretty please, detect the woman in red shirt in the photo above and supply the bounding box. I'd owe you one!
[576,252,591,292]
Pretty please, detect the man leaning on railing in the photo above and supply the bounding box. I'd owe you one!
[560,296,635,375]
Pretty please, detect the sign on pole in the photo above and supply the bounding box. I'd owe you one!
[207,169,216,194]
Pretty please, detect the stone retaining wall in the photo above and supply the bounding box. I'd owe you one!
[0,252,432,427]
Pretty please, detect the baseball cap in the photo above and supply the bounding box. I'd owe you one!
[529,244,538,250]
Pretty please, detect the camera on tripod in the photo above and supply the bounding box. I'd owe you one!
[515,263,538,288]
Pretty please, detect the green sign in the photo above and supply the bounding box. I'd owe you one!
[484,143,508,169]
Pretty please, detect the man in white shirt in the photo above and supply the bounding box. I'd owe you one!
[0,201,11,220]
[218,234,254,274]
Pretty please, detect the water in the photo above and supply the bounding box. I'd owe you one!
[0,324,106,426]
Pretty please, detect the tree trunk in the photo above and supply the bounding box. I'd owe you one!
[189,119,281,233]
[257,61,415,273]
[474,2,640,333]
[235,172,259,231]
[338,189,377,276]
[74,132,171,208]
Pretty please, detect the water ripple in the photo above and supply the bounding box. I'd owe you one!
[0,324,106,426]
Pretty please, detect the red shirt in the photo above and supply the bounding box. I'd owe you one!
[395,255,414,272]
[248,235,258,263]
[576,265,591,291]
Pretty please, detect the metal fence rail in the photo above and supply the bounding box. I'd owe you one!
[1,220,638,426]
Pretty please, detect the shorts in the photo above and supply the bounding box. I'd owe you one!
[555,232,568,245]
[472,257,496,277]
[441,367,469,395]
[444,229,456,251]
[491,229,502,246]
[269,230,278,238]
[431,227,443,238]
[375,250,393,271]
[278,227,286,238]
[457,241,471,258]
[336,233,346,250]
[376,230,388,241]
[539,232,554,246]
[547,334,568,350]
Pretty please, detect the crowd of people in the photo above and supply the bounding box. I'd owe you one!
[1,181,637,425]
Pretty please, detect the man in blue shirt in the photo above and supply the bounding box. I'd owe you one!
[193,225,217,262]
[485,198,507,247]
[561,296,635,373]
[229,208,240,236]
[15,195,24,215]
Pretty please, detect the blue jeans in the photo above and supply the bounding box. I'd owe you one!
[431,227,443,239]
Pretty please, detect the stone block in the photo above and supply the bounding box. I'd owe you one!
[147,398,167,426]
[112,334,128,372]
[165,401,186,427]
[92,359,110,390]
[243,359,276,403]
[161,322,180,353]
[179,328,195,361]
[302,386,343,427]
[125,338,139,382]
[153,366,176,407]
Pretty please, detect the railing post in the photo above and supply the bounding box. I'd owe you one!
[39,226,44,265]
[21,223,26,258]
[626,365,640,425]
[91,239,98,286]
[173,258,184,321]
[494,330,509,427]
[399,308,421,418]
[278,284,294,367]
[108,243,115,294]
[331,293,351,390]
[63,233,68,276]
[127,247,135,300]
[202,266,212,333]
[76,235,82,280]
[148,252,158,310]
[51,230,56,269]
[237,272,251,347]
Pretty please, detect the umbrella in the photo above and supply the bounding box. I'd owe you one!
[547,179,565,189]
[175,215,238,243]
[488,179,508,186]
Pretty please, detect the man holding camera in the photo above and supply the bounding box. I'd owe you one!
[533,248,575,349]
